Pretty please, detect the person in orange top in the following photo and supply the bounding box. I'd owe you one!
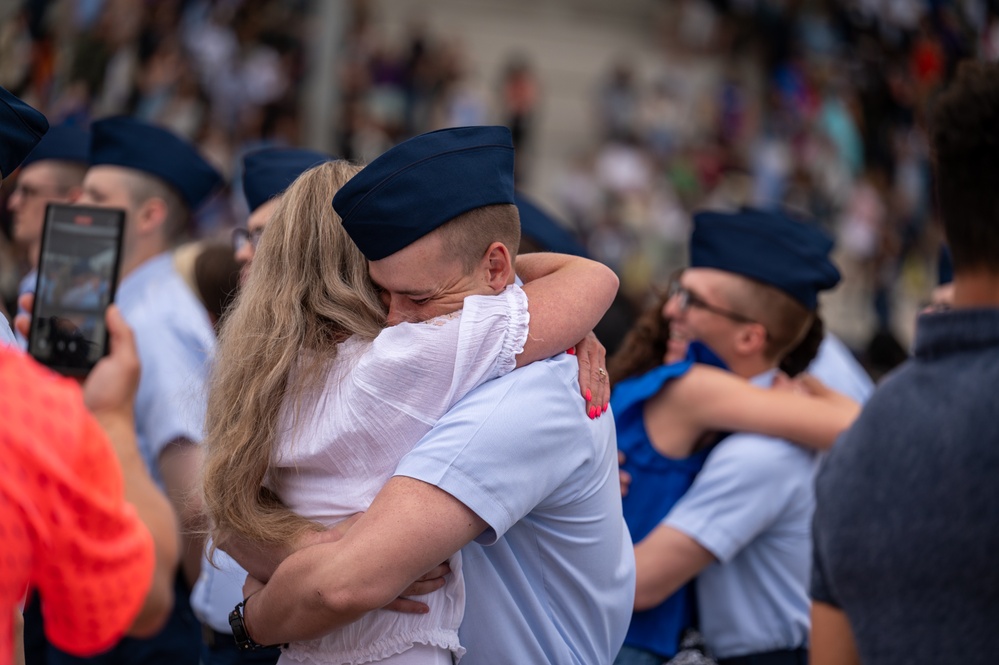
[3,304,180,665]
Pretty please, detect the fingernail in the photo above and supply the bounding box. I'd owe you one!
[566,347,576,355]
[603,403,609,413]
[585,389,592,402]
[588,406,596,419]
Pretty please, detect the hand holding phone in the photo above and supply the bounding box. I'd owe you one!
[19,294,139,421]
[27,203,125,376]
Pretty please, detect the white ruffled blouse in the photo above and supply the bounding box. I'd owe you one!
[269,284,529,665]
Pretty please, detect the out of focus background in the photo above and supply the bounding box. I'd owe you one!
[2,0,991,369]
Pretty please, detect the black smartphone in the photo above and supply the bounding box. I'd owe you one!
[27,203,126,376]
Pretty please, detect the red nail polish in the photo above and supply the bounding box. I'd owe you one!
[588,406,596,419]
[566,347,576,355]
[585,389,592,402]
[603,403,609,413]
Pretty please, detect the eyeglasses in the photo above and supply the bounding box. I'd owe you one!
[12,182,67,200]
[666,276,760,325]
[232,227,265,253]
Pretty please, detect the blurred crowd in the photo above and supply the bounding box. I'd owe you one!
[561,0,996,352]
[2,0,996,355]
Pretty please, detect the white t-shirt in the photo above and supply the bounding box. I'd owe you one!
[270,284,529,665]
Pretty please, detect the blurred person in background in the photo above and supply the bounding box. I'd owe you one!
[2,84,176,665]
[171,241,240,331]
[810,59,999,665]
[33,116,223,665]
[611,209,859,664]
[232,147,333,283]
[0,84,47,346]
[622,209,842,665]
[7,123,89,347]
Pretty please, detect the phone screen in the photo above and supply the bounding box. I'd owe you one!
[28,203,125,376]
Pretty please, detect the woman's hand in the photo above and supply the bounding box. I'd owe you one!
[570,332,610,419]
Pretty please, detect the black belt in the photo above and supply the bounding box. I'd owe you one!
[718,647,808,665]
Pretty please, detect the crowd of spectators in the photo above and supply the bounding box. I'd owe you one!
[561,0,996,357]
[2,0,996,357]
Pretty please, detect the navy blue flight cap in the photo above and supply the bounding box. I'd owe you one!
[21,122,89,168]
[690,208,841,310]
[333,126,515,260]
[1,86,49,178]
[242,148,333,212]
[90,116,222,210]
[515,192,588,257]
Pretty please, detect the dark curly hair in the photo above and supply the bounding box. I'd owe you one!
[607,288,670,386]
[930,60,999,272]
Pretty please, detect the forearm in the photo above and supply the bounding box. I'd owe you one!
[159,440,207,588]
[515,252,619,366]
[810,602,861,665]
[94,414,179,636]
[243,541,391,644]
[687,367,858,451]
[245,477,485,645]
[633,525,715,611]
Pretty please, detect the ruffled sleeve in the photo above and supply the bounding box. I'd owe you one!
[352,284,530,426]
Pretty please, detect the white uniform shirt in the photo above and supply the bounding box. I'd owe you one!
[0,318,16,347]
[115,253,215,481]
[664,369,816,660]
[395,352,635,665]
[115,254,237,637]
[14,269,35,349]
[272,285,529,665]
[808,333,874,404]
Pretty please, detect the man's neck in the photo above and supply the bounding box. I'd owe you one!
[119,242,170,282]
[728,357,776,381]
[952,271,999,309]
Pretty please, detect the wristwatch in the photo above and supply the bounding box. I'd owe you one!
[229,598,269,651]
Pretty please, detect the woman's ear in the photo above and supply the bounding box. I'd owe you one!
[481,241,514,292]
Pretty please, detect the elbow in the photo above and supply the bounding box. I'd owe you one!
[597,263,620,307]
[633,585,667,612]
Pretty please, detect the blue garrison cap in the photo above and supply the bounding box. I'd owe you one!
[242,148,332,212]
[938,245,953,286]
[90,116,222,209]
[333,126,515,260]
[515,192,588,257]
[690,208,841,310]
[1,86,49,178]
[21,123,89,168]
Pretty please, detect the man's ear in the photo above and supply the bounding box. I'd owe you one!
[135,197,169,237]
[733,322,767,357]
[481,241,514,293]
